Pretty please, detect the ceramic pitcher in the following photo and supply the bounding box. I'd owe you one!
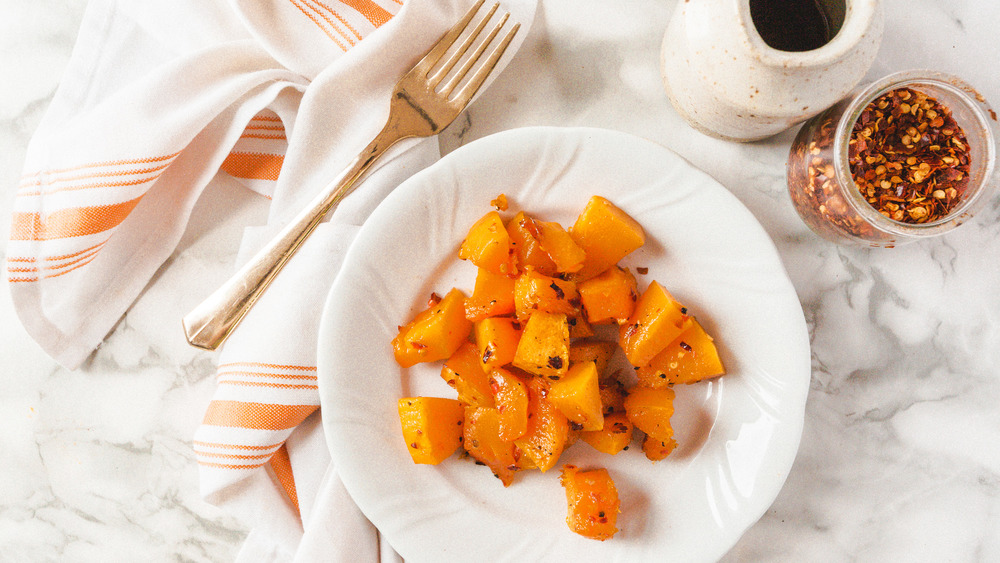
[660,0,883,141]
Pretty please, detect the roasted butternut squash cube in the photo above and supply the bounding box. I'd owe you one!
[465,267,516,321]
[458,211,518,277]
[598,378,628,416]
[564,426,581,449]
[475,317,522,369]
[547,362,604,431]
[569,196,645,280]
[568,340,618,378]
[489,368,529,440]
[568,314,594,338]
[560,465,620,541]
[392,288,473,368]
[578,266,639,325]
[512,311,570,380]
[636,318,725,387]
[398,397,465,465]
[515,445,538,471]
[441,342,495,408]
[641,434,677,462]
[513,270,580,322]
[463,406,519,487]
[619,281,688,367]
[623,386,675,444]
[535,219,586,274]
[579,412,633,455]
[506,211,558,277]
[514,377,569,472]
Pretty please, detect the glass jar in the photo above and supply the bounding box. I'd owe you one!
[787,70,998,247]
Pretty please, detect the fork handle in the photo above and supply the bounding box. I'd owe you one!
[182,127,401,350]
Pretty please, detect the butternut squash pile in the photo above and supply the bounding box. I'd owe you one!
[392,195,725,540]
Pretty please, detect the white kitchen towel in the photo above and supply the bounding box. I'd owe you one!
[7,0,535,559]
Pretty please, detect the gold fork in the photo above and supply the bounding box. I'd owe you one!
[182,0,520,350]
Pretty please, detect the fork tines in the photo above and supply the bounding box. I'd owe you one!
[422,0,521,104]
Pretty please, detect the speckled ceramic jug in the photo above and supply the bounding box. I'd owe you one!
[660,0,883,141]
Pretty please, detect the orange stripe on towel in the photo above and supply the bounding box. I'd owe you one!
[18,162,172,192]
[198,460,268,470]
[193,440,286,451]
[9,197,143,241]
[9,251,100,282]
[239,132,287,141]
[17,173,167,197]
[218,362,317,372]
[45,239,110,262]
[305,0,364,41]
[196,450,275,461]
[243,124,285,132]
[6,238,112,282]
[201,400,317,430]
[217,370,317,381]
[218,380,319,390]
[288,0,351,50]
[221,152,284,181]
[336,0,394,27]
[270,444,300,512]
[219,362,317,371]
[19,152,180,185]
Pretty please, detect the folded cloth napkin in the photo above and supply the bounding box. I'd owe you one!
[7,0,535,559]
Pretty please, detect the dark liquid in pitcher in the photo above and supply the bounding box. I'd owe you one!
[749,0,836,52]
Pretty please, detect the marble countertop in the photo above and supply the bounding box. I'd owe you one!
[3,0,999,560]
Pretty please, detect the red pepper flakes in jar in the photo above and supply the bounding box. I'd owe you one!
[786,71,998,248]
[849,87,970,224]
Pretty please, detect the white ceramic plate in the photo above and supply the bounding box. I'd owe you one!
[318,127,810,562]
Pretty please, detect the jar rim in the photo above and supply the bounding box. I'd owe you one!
[831,69,998,238]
